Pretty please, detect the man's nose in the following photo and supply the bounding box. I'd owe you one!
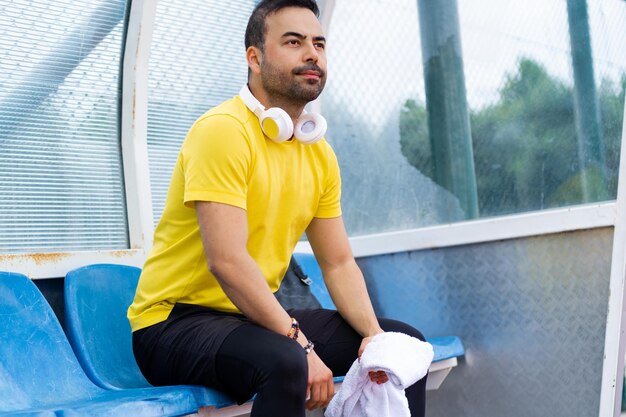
[303,42,319,62]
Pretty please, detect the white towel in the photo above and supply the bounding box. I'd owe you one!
[325,332,433,417]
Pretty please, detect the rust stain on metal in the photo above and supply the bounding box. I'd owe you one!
[0,253,69,265]
[136,24,142,56]
[29,252,69,265]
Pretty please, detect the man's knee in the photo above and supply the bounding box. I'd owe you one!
[262,340,308,389]
[379,318,426,342]
[280,342,309,377]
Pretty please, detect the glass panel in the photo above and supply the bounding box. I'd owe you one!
[358,228,612,416]
[147,0,256,225]
[0,0,129,253]
[324,0,626,236]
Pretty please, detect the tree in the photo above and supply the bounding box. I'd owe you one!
[400,58,625,217]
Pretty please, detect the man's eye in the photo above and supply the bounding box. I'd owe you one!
[315,43,326,49]
[287,39,300,45]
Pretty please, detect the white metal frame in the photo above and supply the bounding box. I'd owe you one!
[1,1,626,415]
[295,202,616,256]
[599,74,626,417]
[121,0,157,254]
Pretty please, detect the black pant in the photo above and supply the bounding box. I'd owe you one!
[133,307,426,417]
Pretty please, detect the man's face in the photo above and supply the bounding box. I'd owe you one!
[258,7,327,105]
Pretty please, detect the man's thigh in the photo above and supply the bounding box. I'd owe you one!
[132,303,246,387]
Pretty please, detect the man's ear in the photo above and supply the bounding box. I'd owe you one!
[246,46,262,75]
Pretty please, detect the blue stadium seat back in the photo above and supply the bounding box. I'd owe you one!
[292,253,465,363]
[0,271,102,412]
[64,264,148,390]
[292,252,336,310]
[64,264,237,409]
[0,271,199,416]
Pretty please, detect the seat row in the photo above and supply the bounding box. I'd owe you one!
[0,253,464,416]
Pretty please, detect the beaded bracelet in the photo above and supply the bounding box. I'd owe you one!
[287,317,300,340]
[303,340,315,355]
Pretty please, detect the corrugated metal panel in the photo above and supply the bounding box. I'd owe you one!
[0,0,130,254]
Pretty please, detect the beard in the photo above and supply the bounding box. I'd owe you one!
[259,58,326,106]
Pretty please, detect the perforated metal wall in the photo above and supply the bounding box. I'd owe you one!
[358,228,612,417]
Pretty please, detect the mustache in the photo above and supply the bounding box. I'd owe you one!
[293,64,325,77]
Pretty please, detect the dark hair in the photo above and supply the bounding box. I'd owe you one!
[245,0,320,50]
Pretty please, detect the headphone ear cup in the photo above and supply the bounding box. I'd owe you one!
[294,113,327,144]
[260,107,294,143]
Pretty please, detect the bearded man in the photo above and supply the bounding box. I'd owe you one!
[128,1,427,416]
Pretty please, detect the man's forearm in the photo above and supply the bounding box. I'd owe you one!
[323,260,383,338]
[212,254,317,351]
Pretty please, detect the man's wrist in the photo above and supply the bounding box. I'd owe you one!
[365,327,384,338]
[294,332,315,354]
[286,317,300,340]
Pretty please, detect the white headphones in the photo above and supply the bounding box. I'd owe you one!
[239,85,327,144]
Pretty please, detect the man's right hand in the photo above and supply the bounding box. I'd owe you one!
[305,350,334,410]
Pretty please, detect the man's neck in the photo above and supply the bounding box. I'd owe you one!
[248,82,305,125]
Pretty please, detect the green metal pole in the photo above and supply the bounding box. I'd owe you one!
[416,0,479,219]
[566,0,608,201]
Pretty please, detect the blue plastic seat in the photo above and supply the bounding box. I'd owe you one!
[0,271,199,417]
[292,253,465,363]
[63,256,463,402]
[64,264,236,409]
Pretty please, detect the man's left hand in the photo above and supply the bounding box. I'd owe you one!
[358,333,389,384]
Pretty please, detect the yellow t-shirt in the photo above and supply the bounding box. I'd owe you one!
[127,96,342,332]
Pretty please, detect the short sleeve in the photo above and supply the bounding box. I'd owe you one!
[315,145,342,218]
[181,114,252,209]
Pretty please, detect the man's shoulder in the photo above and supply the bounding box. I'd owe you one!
[195,96,252,128]
[181,96,256,152]
[310,137,338,161]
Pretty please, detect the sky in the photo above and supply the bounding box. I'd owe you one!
[324,0,626,126]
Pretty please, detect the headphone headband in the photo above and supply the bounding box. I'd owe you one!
[238,84,266,117]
